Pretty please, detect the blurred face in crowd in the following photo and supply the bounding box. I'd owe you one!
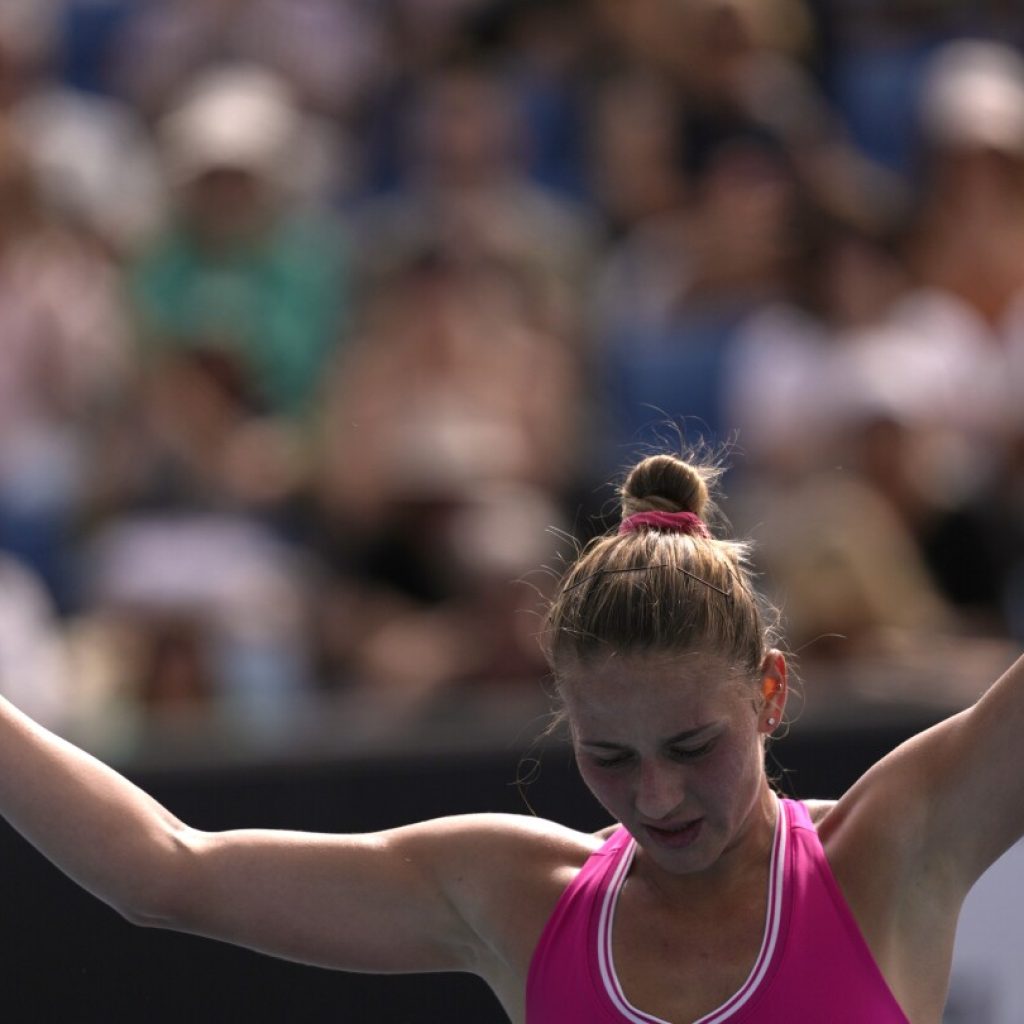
[183,165,276,248]
[562,649,785,877]
[415,68,520,186]
[589,72,686,227]
[689,138,798,292]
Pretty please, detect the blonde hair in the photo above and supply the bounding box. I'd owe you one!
[542,453,776,680]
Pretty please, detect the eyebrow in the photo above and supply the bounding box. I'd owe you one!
[579,725,717,749]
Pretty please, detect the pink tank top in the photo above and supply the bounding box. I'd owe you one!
[526,798,910,1023]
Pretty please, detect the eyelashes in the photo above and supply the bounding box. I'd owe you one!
[590,752,631,769]
[677,740,715,760]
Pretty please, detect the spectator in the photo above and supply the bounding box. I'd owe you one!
[353,55,597,333]
[816,40,1024,628]
[723,199,910,480]
[130,64,350,421]
[592,121,801,461]
[729,41,1024,640]
[0,1,162,252]
[0,123,134,611]
[312,253,580,697]
[586,69,688,236]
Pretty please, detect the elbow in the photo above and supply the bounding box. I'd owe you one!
[119,903,175,930]
[114,826,204,930]
[117,866,187,928]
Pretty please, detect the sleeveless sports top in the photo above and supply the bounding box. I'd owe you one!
[525,798,910,1023]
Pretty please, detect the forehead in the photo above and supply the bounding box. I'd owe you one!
[560,651,752,731]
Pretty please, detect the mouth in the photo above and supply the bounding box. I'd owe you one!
[643,817,704,850]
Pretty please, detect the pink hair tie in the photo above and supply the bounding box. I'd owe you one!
[618,510,711,538]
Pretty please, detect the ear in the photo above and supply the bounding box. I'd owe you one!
[758,650,788,735]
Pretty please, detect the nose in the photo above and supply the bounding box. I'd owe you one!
[634,759,685,822]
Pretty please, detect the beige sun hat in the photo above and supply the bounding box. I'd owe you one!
[158,65,302,186]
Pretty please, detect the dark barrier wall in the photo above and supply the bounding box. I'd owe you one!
[0,723,919,1023]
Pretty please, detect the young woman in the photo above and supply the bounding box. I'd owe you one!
[0,452,1017,1023]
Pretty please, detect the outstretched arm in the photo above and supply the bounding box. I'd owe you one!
[0,696,564,975]
[925,652,1024,881]
[842,652,1024,892]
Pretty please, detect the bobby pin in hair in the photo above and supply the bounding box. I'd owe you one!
[564,564,731,598]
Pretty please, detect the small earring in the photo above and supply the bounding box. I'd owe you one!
[767,717,777,727]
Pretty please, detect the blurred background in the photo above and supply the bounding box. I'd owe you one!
[0,0,1023,1020]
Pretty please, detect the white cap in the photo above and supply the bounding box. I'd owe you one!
[919,40,1024,154]
[158,65,301,186]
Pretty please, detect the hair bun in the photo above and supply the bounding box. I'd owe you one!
[620,454,715,521]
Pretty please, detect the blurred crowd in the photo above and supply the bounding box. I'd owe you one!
[2,0,1024,733]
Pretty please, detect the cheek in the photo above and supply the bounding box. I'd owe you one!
[577,761,630,811]
[695,740,759,805]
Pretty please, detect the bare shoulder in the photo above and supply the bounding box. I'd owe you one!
[398,811,599,867]
[406,813,599,1000]
[799,799,837,827]
[397,813,599,924]
[386,812,600,922]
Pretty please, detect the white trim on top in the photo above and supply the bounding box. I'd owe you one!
[596,796,787,1024]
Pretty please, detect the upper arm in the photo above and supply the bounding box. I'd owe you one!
[154,813,570,977]
[926,654,1024,879]
[837,653,1024,893]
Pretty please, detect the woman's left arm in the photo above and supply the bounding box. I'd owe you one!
[865,652,1024,889]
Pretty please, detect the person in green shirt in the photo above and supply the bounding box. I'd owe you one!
[130,65,349,420]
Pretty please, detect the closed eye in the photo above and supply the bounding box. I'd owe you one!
[588,751,633,769]
[588,740,715,768]
[671,739,716,761]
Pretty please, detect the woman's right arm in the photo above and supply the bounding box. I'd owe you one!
[0,695,571,975]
